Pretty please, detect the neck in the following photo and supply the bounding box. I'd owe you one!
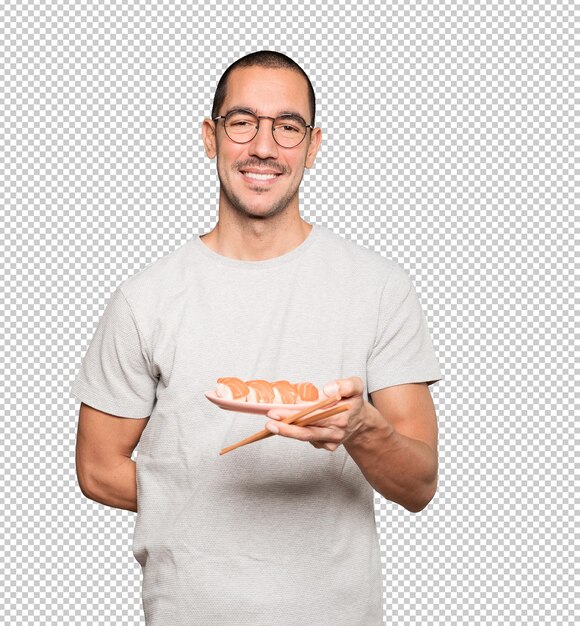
[200,216,313,262]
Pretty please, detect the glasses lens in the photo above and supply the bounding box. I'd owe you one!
[273,116,307,148]
[223,111,308,147]
[225,111,259,142]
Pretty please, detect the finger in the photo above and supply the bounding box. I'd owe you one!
[265,420,344,443]
[322,376,365,400]
[304,414,349,430]
[266,408,299,421]
[267,406,346,426]
[310,441,340,451]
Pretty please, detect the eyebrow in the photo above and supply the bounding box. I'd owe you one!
[227,106,308,123]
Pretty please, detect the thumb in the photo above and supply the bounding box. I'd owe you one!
[324,376,365,399]
[323,381,340,397]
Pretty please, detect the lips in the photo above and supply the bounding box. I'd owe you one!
[241,169,281,176]
[240,170,282,184]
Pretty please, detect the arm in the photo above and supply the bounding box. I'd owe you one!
[265,377,438,513]
[75,402,149,513]
[344,382,438,512]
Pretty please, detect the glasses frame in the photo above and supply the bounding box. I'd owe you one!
[212,109,314,148]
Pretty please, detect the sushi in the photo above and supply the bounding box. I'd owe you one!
[272,380,299,404]
[214,377,320,404]
[245,380,276,403]
[293,382,319,402]
[215,377,250,400]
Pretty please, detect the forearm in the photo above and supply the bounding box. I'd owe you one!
[83,457,138,513]
[344,404,438,512]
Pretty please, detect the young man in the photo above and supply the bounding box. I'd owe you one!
[73,51,443,626]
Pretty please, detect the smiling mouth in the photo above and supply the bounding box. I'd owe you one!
[240,171,283,184]
[245,172,278,179]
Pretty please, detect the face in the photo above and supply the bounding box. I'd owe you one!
[202,66,322,220]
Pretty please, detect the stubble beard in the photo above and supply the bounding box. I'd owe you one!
[218,168,304,221]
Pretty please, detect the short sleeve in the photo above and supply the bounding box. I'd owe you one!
[366,265,443,393]
[71,287,158,418]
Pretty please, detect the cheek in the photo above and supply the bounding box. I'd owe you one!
[217,156,238,182]
[287,156,306,177]
[216,144,241,169]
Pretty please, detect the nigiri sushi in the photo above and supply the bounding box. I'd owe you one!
[214,377,319,404]
[293,382,319,402]
[216,377,250,401]
[245,379,276,403]
[271,380,299,404]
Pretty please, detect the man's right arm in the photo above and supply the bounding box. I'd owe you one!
[75,402,149,513]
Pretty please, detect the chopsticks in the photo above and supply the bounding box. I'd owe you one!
[219,393,350,456]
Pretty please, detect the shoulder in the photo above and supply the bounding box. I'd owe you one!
[314,224,405,288]
[115,238,195,310]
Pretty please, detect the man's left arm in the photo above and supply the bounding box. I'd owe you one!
[345,379,438,512]
[265,376,439,513]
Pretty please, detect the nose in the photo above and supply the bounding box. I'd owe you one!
[248,118,279,159]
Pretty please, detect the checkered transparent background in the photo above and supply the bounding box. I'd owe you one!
[1,0,576,624]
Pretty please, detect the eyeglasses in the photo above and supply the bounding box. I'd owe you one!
[212,109,314,148]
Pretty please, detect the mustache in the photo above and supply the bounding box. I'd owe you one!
[235,161,286,174]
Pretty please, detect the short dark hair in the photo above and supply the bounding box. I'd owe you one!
[211,50,316,126]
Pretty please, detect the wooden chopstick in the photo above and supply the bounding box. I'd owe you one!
[288,403,351,428]
[219,404,349,456]
[219,393,347,456]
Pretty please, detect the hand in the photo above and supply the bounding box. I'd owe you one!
[265,376,373,451]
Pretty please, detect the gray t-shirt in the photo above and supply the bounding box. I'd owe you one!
[72,223,442,626]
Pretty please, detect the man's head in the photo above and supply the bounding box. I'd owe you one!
[210,51,316,127]
[202,51,322,221]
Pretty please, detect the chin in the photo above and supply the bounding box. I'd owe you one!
[235,196,292,219]
[222,184,297,220]
[243,205,285,219]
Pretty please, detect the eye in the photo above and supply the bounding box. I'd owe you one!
[226,112,258,128]
[275,118,304,133]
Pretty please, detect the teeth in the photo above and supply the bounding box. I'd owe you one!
[244,172,278,180]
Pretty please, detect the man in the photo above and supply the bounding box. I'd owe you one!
[73,50,442,626]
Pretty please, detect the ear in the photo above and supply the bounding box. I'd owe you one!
[304,126,322,169]
[201,118,217,159]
